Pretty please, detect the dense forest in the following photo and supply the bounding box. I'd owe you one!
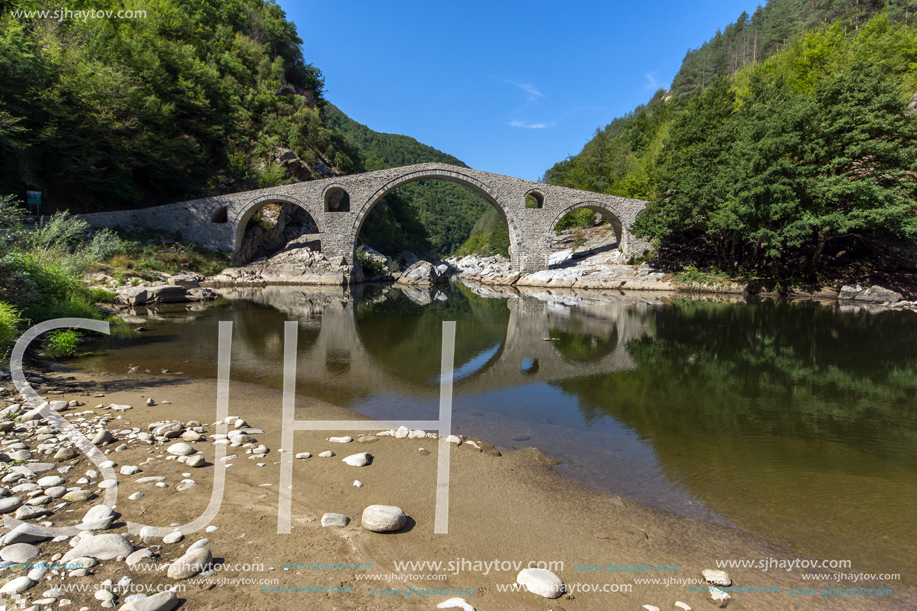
[0,0,495,259]
[545,2,917,281]
[0,0,360,210]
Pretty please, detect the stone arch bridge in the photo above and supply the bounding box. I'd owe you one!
[80,163,649,273]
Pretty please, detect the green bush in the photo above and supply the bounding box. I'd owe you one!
[356,246,387,277]
[43,330,80,359]
[0,302,21,358]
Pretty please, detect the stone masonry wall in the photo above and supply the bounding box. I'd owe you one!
[79,163,649,273]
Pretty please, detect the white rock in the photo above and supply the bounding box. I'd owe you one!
[353,480,363,488]
[120,466,141,475]
[98,479,118,490]
[709,586,731,607]
[185,454,205,468]
[437,598,475,611]
[318,451,333,458]
[295,453,311,459]
[81,504,115,529]
[643,606,660,611]
[394,426,410,439]
[162,532,183,544]
[446,435,462,445]
[328,436,352,443]
[62,533,132,561]
[166,443,193,456]
[675,603,692,611]
[128,492,144,501]
[516,568,565,599]
[320,513,350,527]
[36,476,65,487]
[342,453,371,467]
[167,547,211,580]
[95,589,114,601]
[0,575,34,594]
[120,591,178,611]
[408,429,426,439]
[361,505,406,532]
[702,569,732,586]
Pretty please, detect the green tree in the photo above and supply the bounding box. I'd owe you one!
[802,63,917,268]
[633,78,739,265]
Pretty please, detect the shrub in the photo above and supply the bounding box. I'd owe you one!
[84,229,126,261]
[43,329,80,358]
[356,246,387,277]
[0,302,21,358]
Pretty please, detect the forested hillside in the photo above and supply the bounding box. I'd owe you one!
[544,3,917,281]
[0,0,363,211]
[0,0,491,259]
[671,0,917,100]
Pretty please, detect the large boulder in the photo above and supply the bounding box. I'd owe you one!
[397,261,449,286]
[855,285,903,304]
[117,287,148,306]
[146,285,189,304]
[168,274,200,289]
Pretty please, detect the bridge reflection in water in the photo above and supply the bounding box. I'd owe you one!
[217,283,653,401]
[90,284,917,585]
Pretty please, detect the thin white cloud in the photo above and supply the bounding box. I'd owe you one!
[500,79,546,101]
[645,72,659,89]
[509,120,554,129]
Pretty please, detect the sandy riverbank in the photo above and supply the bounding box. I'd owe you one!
[0,365,912,611]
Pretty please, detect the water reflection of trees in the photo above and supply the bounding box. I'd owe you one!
[355,283,510,385]
[554,299,917,463]
[548,315,618,362]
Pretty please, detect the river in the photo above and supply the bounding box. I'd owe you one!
[69,281,917,584]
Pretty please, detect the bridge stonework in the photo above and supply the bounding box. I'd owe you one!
[79,163,649,274]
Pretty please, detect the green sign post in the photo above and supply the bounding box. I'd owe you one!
[26,191,41,217]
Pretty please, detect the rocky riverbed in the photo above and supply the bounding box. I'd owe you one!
[0,363,909,610]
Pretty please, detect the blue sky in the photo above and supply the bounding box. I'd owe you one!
[286,0,764,181]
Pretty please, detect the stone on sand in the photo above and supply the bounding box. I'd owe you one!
[361,505,406,533]
[516,568,565,599]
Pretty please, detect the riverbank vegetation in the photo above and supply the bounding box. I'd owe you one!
[0,195,117,356]
[545,6,917,286]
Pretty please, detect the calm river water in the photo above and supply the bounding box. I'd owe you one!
[72,282,917,583]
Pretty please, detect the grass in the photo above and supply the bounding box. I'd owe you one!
[94,228,233,280]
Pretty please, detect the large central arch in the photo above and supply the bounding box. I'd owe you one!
[349,167,523,264]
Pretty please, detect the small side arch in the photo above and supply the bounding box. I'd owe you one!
[322,184,351,212]
[210,206,228,223]
[232,193,320,252]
